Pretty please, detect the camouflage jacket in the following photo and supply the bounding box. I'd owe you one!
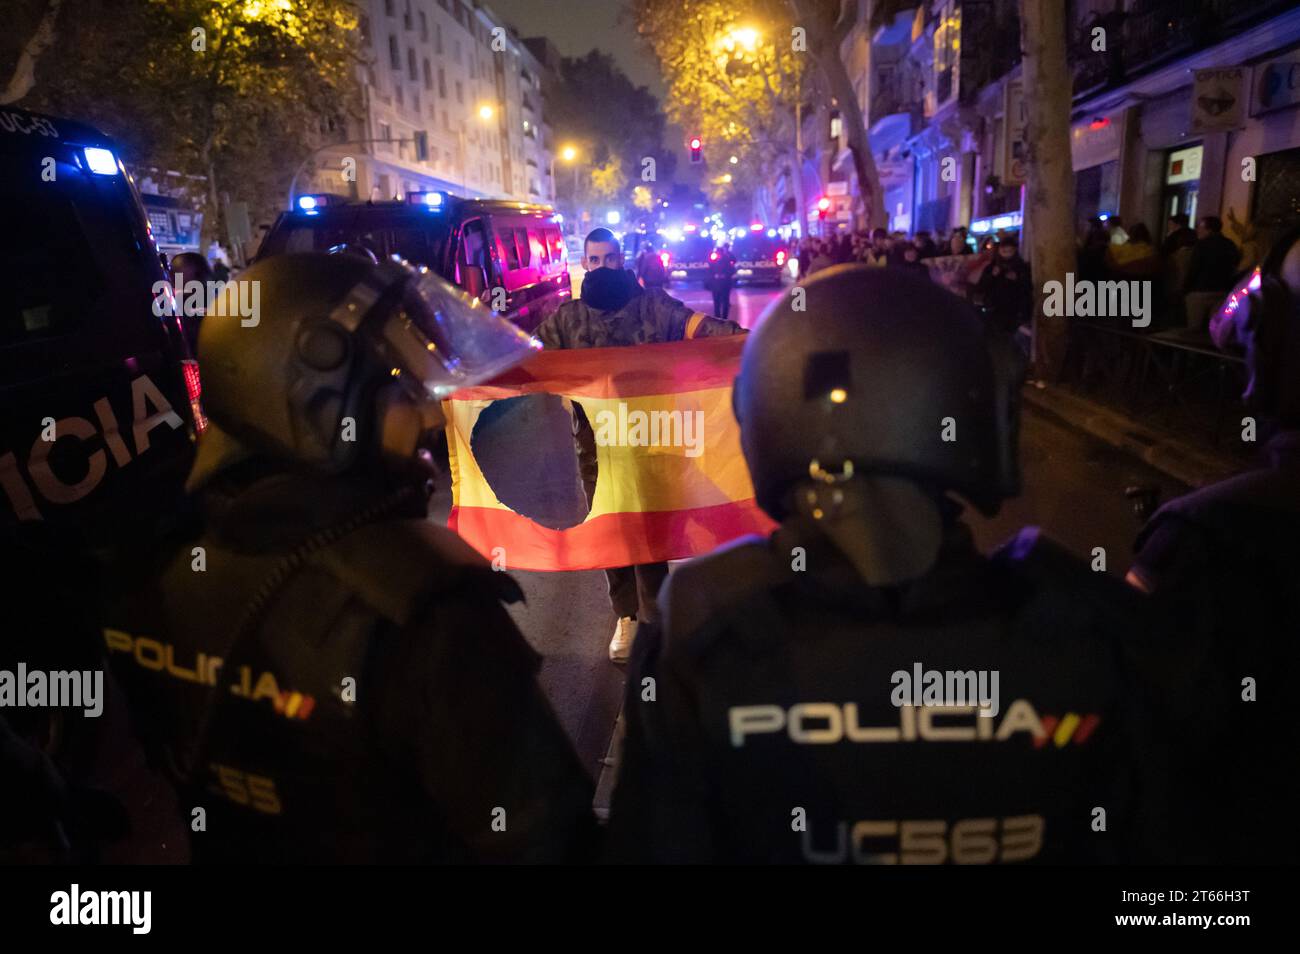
[534,284,743,349]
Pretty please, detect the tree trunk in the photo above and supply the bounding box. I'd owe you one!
[791,100,807,239]
[1019,0,1077,380]
[202,143,223,251]
[789,0,887,230]
[0,0,62,105]
[825,53,886,229]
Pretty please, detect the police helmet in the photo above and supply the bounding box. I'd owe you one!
[1210,226,1300,427]
[189,252,539,489]
[735,264,1024,520]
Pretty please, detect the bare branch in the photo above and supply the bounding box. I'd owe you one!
[0,0,63,106]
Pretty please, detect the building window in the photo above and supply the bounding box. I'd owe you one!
[438,67,446,98]
[423,59,432,90]
[436,24,443,55]
[408,48,417,81]
[403,1,412,31]
[395,84,404,106]
[384,0,395,16]
[455,80,463,104]
[419,12,428,41]
[378,122,392,150]
[359,14,370,42]
[388,35,400,70]
[455,40,462,64]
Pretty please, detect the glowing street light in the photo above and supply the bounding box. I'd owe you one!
[478,104,495,121]
[560,145,577,162]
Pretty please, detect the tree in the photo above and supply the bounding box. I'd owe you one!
[633,0,807,219]
[1019,0,1077,378]
[549,50,672,217]
[590,155,627,201]
[788,0,888,230]
[0,0,61,105]
[0,0,362,248]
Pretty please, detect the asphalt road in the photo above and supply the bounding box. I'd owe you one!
[429,279,1191,776]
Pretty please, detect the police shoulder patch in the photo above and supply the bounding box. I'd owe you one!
[662,534,787,656]
[314,518,522,626]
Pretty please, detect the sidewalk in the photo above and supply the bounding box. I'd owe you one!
[1023,382,1244,489]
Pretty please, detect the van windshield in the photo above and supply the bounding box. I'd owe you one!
[259,212,452,271]
[0,152,149,348]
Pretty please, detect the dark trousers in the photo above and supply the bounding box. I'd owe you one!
[711,283,732,320]
[605,562,669,623]
[572,403,669,623]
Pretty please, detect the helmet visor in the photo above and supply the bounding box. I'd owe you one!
[1209,266,1261,352]
[374,268,541,398]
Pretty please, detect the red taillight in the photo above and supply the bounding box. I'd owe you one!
[776,250,786,265]
[659,250,670,267]
[710,251,719,261]
[181,359,207,433]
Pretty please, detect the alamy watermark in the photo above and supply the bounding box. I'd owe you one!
[50,884,150,934]
[593,402,705,458]
[0,663,102,717]
[1042,273,1151,328]
[152,273,261,327]
[891,663,1000,717]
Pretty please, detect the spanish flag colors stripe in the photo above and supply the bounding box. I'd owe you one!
[446,336,775,571]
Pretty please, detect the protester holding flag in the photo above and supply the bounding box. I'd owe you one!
[533,227,743,663]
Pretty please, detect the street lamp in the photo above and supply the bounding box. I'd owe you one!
[554,143,580,217]
[719,25,761,56]
[459,103,498,194]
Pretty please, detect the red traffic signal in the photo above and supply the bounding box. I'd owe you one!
[689,136,702,164]
[817,196,831,219]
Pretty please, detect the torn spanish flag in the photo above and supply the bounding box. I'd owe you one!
[445,335,776,571]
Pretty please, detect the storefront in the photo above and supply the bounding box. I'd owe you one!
[1162,143,1203,224]
[1071,115,1122,224]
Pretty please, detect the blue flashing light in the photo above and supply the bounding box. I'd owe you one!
[83,146,119,175]
[297,195,319,211]
[406,191,444,208]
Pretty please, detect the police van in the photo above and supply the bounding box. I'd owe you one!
[0,108,200,548]
[256,192,571,335]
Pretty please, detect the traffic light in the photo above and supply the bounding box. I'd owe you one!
[689,136,702,164]
[817,196,831,220]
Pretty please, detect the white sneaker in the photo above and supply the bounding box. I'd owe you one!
[609,617,638,664]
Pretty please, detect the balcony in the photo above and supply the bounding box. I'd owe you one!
[1072,0,1296,98]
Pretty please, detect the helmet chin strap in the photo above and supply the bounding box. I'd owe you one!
[793,466,943,587]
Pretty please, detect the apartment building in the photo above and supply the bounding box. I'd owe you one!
[843,0,1300,246]
[297,0,555,207]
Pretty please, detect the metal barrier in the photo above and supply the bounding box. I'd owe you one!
[1061,320,1248,448]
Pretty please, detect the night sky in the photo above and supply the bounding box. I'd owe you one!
[488,0,665,97]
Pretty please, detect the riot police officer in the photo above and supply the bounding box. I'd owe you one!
[102,253,597,863]
[609,265,1166,864]
[1127,227,1300,863]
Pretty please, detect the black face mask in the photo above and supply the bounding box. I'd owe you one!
[582,267,640,312]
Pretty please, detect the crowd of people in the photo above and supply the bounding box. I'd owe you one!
[791,210,1249,337]
[791,226,1034,348]
[1078,213,1246,331]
